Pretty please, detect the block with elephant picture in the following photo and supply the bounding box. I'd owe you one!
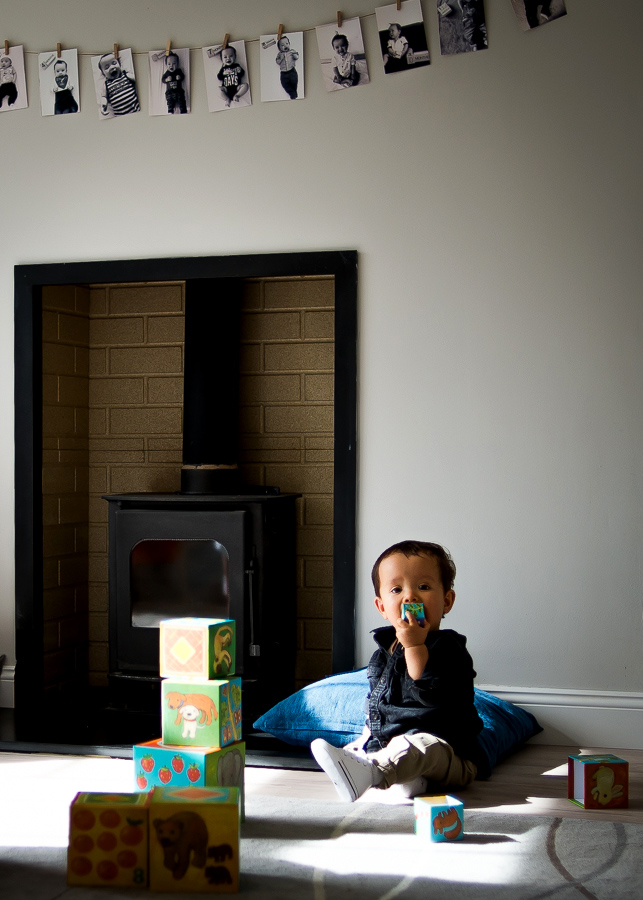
[161,676,242,749]
[134,739,246,819]
[149,785,240,893]
[159,617,236,679]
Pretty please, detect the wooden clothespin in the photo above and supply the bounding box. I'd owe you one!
[337,11,343,28]
[4,41,9,57]
[277,24,284,42]
[165,40,172,57]
[56,43,62,58]
[222,34,230,50]
[397,0,402,10]
[113,43,119,60]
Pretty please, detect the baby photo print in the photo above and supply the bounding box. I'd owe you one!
[202,40,252,112]
[315,18,370,92]
[260,31,304,102]
[375,0,431,74]
[38,48,80,116]
[0,45,28,112]
[437,0,488,55]
[91,48,140,119]
[149,47,190,115]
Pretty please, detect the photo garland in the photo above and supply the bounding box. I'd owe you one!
[3,0,568,119]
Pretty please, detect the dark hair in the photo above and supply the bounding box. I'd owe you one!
[166,52,180,64]
[371,540,456,595]
[332,33,348,47]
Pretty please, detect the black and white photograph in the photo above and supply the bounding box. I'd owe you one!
[91,48,140,119]
[315,18,370,93]
[437,0,488,55]
[149,47,190,116]
[375,1,430,74]
[38,48,80,116]
[510,0,567,31]
[260,31,304,102]
[203,40,252,112]
[0,44,28,113]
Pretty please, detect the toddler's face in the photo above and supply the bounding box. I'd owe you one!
[389,25,401,38]
[100,54,122,80]
[278,38,290,51]
[0,57,11,70]
[166,56,178,72]
[221,48,236,66]
[374,552,454,632]
[333,39,349,57]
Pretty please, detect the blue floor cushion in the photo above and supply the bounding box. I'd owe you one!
[253,667,542,775]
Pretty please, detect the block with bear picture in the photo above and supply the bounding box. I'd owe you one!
[161,676,242,749]
[67,791,152,887]
[149,785,240,893]
[160,617,236,679]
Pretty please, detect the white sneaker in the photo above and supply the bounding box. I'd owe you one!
[311,739,382,802]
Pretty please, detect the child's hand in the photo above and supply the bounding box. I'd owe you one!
[394,610,428,649]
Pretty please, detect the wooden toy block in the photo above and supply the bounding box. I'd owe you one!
[160,617,236,679]
[67,791,151,887]
[162,676,242,749]
[568,753,629,809]
[402,602,425,625]
[149,785,240,892]
[135,739,246,818]
[414,795,464,841]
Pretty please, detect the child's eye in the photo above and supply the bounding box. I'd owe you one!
[418,584,430,591]
[390,587,401,594]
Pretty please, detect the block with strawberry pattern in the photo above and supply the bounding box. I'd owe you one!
[149,785,240,893]
[414,795,464,842]
[161,676,242,748]
[134,740,245,814]
[67,791,152,887]
[160,617,236,679]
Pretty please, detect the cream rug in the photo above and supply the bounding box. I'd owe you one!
[0,752,640,899]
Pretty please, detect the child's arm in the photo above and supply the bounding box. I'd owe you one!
[394,612,428,680]
[400,37,409,57]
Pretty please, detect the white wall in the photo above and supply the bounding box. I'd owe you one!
[1,2,642,736]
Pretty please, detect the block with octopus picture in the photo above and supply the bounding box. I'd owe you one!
[67,790,152,887]
[160,617,236,679]
[414,795,464,842]
[149,785,240,893]
[161,676,242,748]
[134,739,246,819]
[568,753,629,809]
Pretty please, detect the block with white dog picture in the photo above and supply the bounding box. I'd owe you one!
[161,677,242,749]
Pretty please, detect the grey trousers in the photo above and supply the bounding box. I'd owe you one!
[369,733,477,790]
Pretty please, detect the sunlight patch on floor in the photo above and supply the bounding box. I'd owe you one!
[272,830,528,885]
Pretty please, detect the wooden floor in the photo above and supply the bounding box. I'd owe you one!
[245,743,643,824]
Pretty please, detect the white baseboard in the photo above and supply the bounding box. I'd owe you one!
[0,664,15,708]
[479,685,643,752]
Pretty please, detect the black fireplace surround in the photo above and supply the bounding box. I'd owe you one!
[13,251,357,745]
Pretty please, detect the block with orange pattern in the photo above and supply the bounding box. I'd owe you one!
[67,791,152,887]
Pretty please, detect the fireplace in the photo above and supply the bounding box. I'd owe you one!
[13,252,357,745]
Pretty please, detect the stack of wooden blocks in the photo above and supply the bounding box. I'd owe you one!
[67,617,244,893]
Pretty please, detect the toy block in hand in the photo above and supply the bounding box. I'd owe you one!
[67,791,151,887]
[568,753,629,809]
[149,785,240,892]
[160,617,236,679]
[414,795,464,841]
[161,676,242,748]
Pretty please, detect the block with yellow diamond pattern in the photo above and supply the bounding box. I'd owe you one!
[159,617,236,679]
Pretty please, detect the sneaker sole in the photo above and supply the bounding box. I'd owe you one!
[311,742,361,802]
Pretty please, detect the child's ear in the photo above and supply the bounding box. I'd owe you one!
[374,595,387,619]
[442,590,456,616]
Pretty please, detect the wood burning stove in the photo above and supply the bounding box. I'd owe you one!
[103,490,298,722]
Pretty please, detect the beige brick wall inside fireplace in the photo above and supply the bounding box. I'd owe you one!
[42,276,335,699]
